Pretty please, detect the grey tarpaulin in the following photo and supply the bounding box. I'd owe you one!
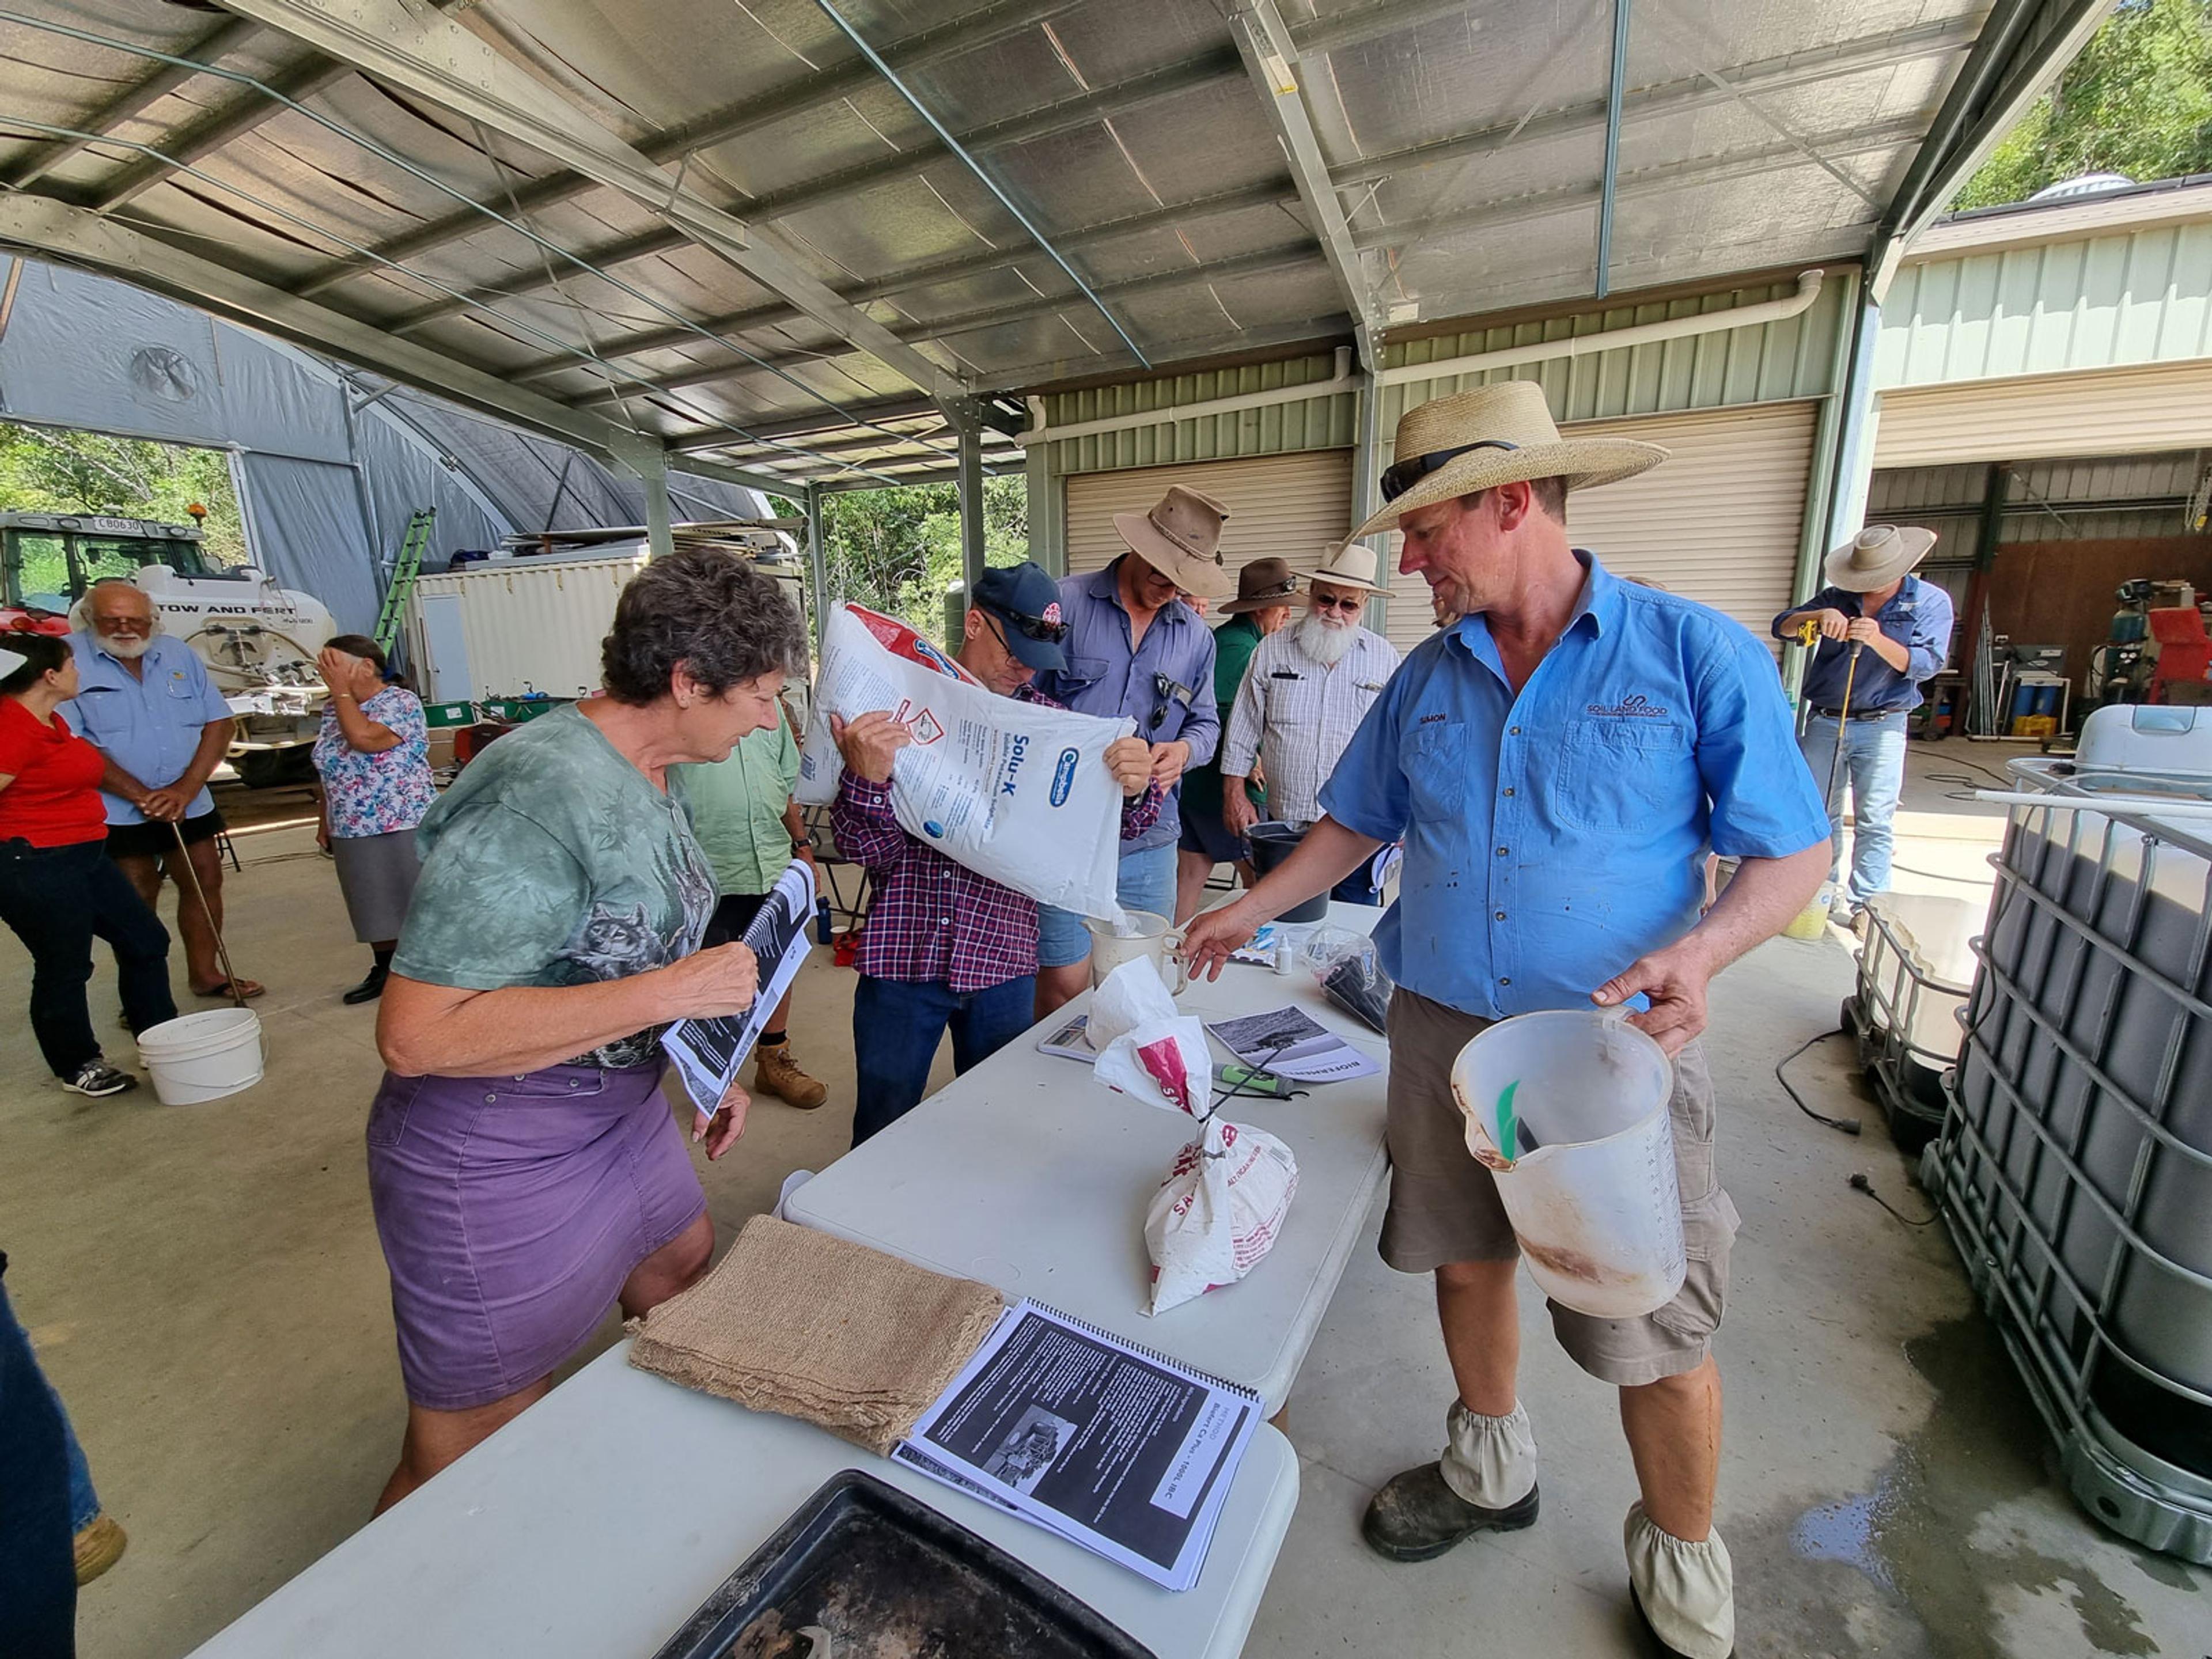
[236,451,381,634]
[0,259,771,631]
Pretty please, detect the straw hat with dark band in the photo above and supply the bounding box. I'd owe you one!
[1348,381,1668,542]
[1824,524,1937,592]
[1115,484,1236,599]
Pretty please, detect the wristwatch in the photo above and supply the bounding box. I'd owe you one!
[791,838,810,856]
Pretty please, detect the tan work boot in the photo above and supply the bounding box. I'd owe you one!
[75,1513,127,1584]
[753,1041,827,1110]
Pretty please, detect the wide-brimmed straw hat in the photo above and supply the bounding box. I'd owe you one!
[1824,524,1937,592]
[1115,484,1235,599]
[1348,381,1668,541]
[1221,556,1300,614]
[1304,541,1387,596]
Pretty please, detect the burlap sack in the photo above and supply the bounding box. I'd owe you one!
[627,1214,1004,1455]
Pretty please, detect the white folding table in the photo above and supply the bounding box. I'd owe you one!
[188,905,1387,1659]
[184,1346,1299,1659]
[786,903,1392,1408]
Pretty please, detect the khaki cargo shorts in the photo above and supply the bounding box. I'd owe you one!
[1380,987,1741,1388]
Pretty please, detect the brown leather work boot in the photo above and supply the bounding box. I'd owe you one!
[753,1042,827,1110]
[75,1513,127,1585]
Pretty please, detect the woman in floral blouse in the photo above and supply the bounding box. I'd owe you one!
[313,635,435,1004]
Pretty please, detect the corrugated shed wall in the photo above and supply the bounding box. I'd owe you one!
[1035,272,1851,483]
[1380,274,1847,423]
[1876,218,2212,389]
[1040,355,1356,475]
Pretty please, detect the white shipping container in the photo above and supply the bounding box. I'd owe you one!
[402,552,806,704]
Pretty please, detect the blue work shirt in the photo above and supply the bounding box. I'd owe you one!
[1319,552,1830,1018]
[1036,559,1219,853]
[60,632,234,824]
[1774,576,1954,714]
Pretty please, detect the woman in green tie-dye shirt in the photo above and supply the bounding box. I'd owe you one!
[365,550,807,1511]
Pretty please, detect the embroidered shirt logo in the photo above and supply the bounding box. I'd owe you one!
[1586,692,1670,718]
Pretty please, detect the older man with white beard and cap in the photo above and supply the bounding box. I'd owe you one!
[1182,380,1832,1659]
[62,579,263,1001]
[1217,542,1401,903]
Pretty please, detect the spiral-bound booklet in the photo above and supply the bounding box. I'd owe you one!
[891,1299,1262,1591]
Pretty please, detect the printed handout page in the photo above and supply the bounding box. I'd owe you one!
[893,1300,1262,1591]
[1205,1005,1380,1082]
[662,859,815,1111]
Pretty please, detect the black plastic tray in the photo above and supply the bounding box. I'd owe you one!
[650,1470,1158,1659]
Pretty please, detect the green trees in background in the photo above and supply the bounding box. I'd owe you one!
[0,419,248,565]
[1955,0,2212,210]
[777,475,1029,644]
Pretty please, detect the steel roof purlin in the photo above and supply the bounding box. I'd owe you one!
[1229,0,1380,371]
[0,13,263,192]
[212,0,959,400]
[0,192,641,464]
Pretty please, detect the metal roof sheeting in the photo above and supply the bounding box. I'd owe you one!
[0,0,2087,482]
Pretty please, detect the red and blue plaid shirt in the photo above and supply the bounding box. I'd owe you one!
[831,685,1164,992]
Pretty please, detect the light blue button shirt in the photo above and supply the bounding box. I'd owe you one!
[60,632,235,825]
[1036,560,1220,854]
[1319,553,1829,1018]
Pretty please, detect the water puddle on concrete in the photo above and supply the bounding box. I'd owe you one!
[1743,1315,2179,1657]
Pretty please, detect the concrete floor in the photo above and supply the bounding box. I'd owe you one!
[3,766,2206,1658]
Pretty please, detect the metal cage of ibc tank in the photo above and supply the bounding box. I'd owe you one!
[1926,760,2212,1563]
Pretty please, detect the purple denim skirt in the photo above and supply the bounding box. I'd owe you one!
[366,1062,706,1411]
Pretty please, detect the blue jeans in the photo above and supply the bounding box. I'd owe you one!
[1035,842,1179,969]
[1,1271,78,1658]
[851,973,1036,1146]
[1799,711,1907,908]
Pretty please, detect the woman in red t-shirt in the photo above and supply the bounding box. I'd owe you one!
[0,635,177,1098]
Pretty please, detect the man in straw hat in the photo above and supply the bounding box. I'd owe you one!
[1774,525,1952,925]
[1218,543,1401,901]
[1032,484,1235,1015]
[1175,556,1300,923]
[1183,381,1833,1659]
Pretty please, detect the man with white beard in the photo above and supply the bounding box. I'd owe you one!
[1219,544,1401,902]
[63,580,264,1001]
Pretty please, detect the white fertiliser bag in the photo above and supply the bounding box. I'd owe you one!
[1086,960,1301,1315]
[795,604,1134,919]
[1145,1118,1300,1316]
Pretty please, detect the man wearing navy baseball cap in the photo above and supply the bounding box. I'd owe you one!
[828,563,1159,1142]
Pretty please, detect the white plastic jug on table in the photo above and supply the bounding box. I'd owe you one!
[1449,1009,1684,1319]
[1084,908,1188,992]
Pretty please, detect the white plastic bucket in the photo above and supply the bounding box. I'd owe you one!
[136,1008,264,1106]
[1450,1010,1685,1319]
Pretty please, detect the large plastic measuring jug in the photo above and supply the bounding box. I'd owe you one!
[1084,909,1188,991]
[1450,1010,1685,1319]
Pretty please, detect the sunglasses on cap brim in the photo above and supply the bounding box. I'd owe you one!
[982,603,1069,646]
[1380,437,1522,503]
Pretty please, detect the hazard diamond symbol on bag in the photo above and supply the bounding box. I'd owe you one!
[892,699,946,745]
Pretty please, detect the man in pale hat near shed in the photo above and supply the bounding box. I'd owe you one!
[1774,525,1952,924]
[1175,556,1300,923]
[1033,484,1234,1014]
[1218,542,1402,902]
[1183,381,1832,1659]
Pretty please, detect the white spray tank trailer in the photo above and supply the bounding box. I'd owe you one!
[10,510,336,787]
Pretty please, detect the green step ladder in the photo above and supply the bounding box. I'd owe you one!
[373,507,435,653]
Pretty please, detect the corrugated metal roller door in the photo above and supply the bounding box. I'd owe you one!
[1064,451,1355,586]
[1872,360,2212,467]
[1380,402,1817,653]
